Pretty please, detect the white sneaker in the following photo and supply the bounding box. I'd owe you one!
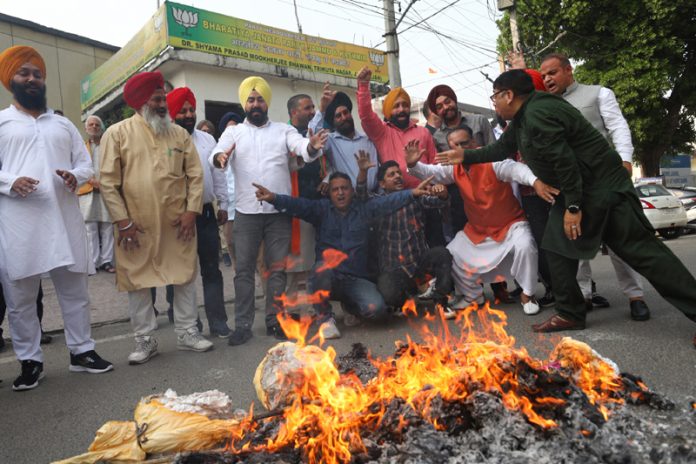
[522,298,540,315]
[450,295,483,310]
[128,336,158,365]
[177,329,214,352]
[318,318,342,339]
[439,305,458,320]
[417,278,437,300]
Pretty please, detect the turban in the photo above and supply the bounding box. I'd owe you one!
[525,69,546,91]
[219,111,244,134]
[0,45,46,91]
[426,84,457,113]
[123,71,164,109]
[324,92,353,129]
[166,87,196,120]
[238,76,272,107]
[382,87,411,120]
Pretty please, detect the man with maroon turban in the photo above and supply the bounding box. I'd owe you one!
[0,45,113,391]
[100,71,212,365]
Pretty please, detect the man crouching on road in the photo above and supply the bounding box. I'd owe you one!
[253,171,434,340]
[100,71,213,365]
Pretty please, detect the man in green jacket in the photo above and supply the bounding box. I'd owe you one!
[436,69,696,348]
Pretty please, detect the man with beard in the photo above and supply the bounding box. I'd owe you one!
[253,171,435,339]
[309,86,379,192]
[78,115,114,273]
[100,71,212,364]
[211,76,328,346]
[356,67,437,188]
[0,46,113,390]
[438,70,696,348]
[166,87,230,338]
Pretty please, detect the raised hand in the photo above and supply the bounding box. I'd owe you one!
[319,81,337,113]
[533,179,560,204]
[434,146,464,166]
[253,183,275,203]
[411,175,435,197]
[308,128,329,152]
[214,143,235,168]
[354,150,376,172]
[506,50,527,70]
[404,139,425,168]
[356,66,372,84]
[11,176,39,197]
[56,170,77,192]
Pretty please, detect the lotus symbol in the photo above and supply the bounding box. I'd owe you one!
[172,7,198,35]
[369,52,385,67]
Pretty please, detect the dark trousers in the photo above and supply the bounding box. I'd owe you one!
[233,212,291,330]
[0,282,44,337]
[194,204,228,332]
[521,194,552,289]
[549,196,696,323]
[310,266,387,322]
[377,246,454,308]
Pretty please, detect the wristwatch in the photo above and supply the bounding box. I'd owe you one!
[567,204,581,214]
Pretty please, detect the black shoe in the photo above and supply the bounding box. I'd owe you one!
[13,360,44,391]
[509,285,523,298]
[629,300,651,321]
[167,307,174,324]
[591,293,611,308]
[69,350,114,373]
[538,291,556,308]
[266,324,288,341]
[228,328,253,346]
[40,332,52,345]
[0,335,5,352]
[210,326,231,339]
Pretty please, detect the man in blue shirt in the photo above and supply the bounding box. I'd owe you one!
[253,171,433,339]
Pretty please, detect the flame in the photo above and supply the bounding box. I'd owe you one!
[226,303,629,463]
[316,249,349,273]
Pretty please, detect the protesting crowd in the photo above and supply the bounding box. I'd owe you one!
[1,43,695,393]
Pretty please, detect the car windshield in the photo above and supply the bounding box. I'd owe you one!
[635,184,671,198]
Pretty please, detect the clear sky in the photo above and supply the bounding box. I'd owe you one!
[1,0,505,108]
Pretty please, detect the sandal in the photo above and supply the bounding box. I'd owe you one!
[100,263,116,273]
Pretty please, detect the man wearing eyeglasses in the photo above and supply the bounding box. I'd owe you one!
[437,69,696,349]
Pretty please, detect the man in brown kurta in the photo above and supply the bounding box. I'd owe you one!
[100,71,213,364]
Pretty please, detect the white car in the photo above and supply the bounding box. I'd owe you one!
[667,188,696,232]
[635,183,688,239]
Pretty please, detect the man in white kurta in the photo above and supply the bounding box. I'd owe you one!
[0,45,113,391]
[99,71,212,365]
[406,128,557,316]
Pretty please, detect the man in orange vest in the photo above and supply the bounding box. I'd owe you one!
[405,127,558,315]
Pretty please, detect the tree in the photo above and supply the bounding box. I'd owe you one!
[496,0,696,176]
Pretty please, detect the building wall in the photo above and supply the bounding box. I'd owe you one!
[0,19,115,135]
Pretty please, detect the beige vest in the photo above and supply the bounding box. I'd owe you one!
[562,82,609,139]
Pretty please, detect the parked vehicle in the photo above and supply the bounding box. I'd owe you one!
[634,183,687,239]
[666,187,696,233]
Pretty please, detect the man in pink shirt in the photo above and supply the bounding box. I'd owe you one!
[356,67,437,189]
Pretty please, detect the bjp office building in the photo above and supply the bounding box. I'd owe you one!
[80,1,389,131]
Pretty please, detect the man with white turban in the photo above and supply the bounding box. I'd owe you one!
[0,45,113,391]
[211,76,328,346]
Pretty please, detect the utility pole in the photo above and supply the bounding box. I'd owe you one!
[497,0,521,51]
[382,0,402,87]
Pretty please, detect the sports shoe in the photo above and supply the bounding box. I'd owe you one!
[210,326,232,338]
[228,328,253,346]
[439,304,458,320]
[538,291,556,308]
[13,360,44,391]
[128,336,158,365]
[521,298,540,315]
[69,350,114,373]
[417,278,437,300]
[591,293,611,308]
[177,329,214,352]
[318,317,341,340]
[40,331,52,345]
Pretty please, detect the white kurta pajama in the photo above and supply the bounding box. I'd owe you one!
[0,105,96,362]
[409,159,539,304]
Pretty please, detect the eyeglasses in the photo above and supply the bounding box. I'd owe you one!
[489,89,509,102]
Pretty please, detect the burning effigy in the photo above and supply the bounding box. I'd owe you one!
[55,303,696,464]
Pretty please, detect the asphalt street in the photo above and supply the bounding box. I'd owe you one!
[1,235,695,463]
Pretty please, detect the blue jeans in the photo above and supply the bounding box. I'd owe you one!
[309,265,387,322]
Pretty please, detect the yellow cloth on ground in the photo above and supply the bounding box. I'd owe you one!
[238,75,272,106]
[99,113,203,291]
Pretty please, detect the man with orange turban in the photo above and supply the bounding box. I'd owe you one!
[210,75,328,346]
[166,86,230,339]
[0,45,113,391]
[100,71,212,365]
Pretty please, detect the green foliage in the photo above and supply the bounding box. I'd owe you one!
[496,0,696,175]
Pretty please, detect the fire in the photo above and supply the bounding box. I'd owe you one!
[316,248,349,272]
[224,302,630,463]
